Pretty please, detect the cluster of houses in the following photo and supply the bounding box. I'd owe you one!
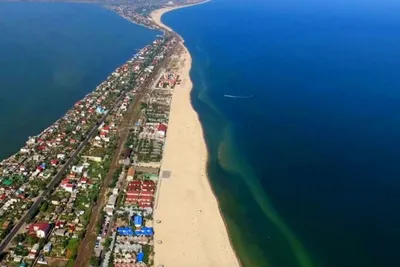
[105,3,163,30]
[4,88,132,265]
[95,85,175,267]
[83,34,179,267]
[0,32,178,266]
[105,0,206,32]
[125,179,156,208]
[156,72,180,89]
[132,90,173,164]
[97,64,181,267]
[100,166,158,267]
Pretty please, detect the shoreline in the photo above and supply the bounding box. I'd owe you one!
[149,0,211,33]
[150,4,241,267]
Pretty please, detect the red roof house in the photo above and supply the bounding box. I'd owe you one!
[28,222,51,238]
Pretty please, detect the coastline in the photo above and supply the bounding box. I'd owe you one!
[150,4,241,267]
[150,0,210,33]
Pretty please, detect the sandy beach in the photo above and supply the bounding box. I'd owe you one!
[150,1,210,32]
[151,4,241,267]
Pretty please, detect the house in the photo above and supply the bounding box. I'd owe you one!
[64,184,75,192]
[107,195,117,209]
[112,188,119,195]
[79,177,89,185]
[72,165,84,174]
[55,220,65,229]
[61,180,75,192]
[43,242,52,253]
[13,255,22,263]
[105,206,114,216]
[26,137,36,146]
[125,195,138,205]
[54,228,67,237]
[127,167,135,181]
[30,243,40,253]
[100,132,110,142]
[57,153,66,160]
[123,148,132,159]
[28,222,51,238]
[28,252,37,260]
[133,216,143,228]
[20,148,30,153]
[2,221,11,231]
[139,202,152,208]
[117,227,134,236]
[126,190,140,197]
[138,195,153,203]
[96,106,105,114]
[82,155,103,162]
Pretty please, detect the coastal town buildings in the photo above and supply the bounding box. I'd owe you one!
[0,30,178,266]
[0,0,212,266]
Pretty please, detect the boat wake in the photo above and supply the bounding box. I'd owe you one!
[224,94,254,99]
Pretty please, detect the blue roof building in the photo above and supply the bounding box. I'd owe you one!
[137,252,144,262]
[117,227,134,236]
[96,106,106,115]
[134,227,154,236]
[133,215,143,227]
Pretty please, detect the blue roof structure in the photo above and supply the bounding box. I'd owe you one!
[137,252,144,262]
[134,227,154,236]
[117,227,134,236]
[133,216,143,227]
[96,106,105,114]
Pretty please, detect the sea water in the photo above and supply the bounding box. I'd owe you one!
[0,2,157,159]
[164,0,400,266]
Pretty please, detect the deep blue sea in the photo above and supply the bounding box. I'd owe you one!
[0,2,157,159]
[164,0,400,266]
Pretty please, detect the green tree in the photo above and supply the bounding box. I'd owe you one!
[90,256,101,267]
[15,233,26,243]
[40,201,48,212]
[103,237,112,249]
[27,235,38,246]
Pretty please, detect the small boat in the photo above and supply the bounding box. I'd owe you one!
[224,94,254,99]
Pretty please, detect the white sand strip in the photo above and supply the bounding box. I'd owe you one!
[151,4,241,267]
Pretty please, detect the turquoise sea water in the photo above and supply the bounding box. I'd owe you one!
[164,0,400,266]
[0,2,157,159]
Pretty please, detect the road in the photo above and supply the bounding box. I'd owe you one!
[0,91,129,253]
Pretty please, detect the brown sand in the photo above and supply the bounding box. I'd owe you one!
[151,4,241,267]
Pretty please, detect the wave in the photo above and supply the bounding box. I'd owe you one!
[224,94,254,99]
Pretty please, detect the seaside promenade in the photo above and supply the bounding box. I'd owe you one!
[150,5,241,267]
